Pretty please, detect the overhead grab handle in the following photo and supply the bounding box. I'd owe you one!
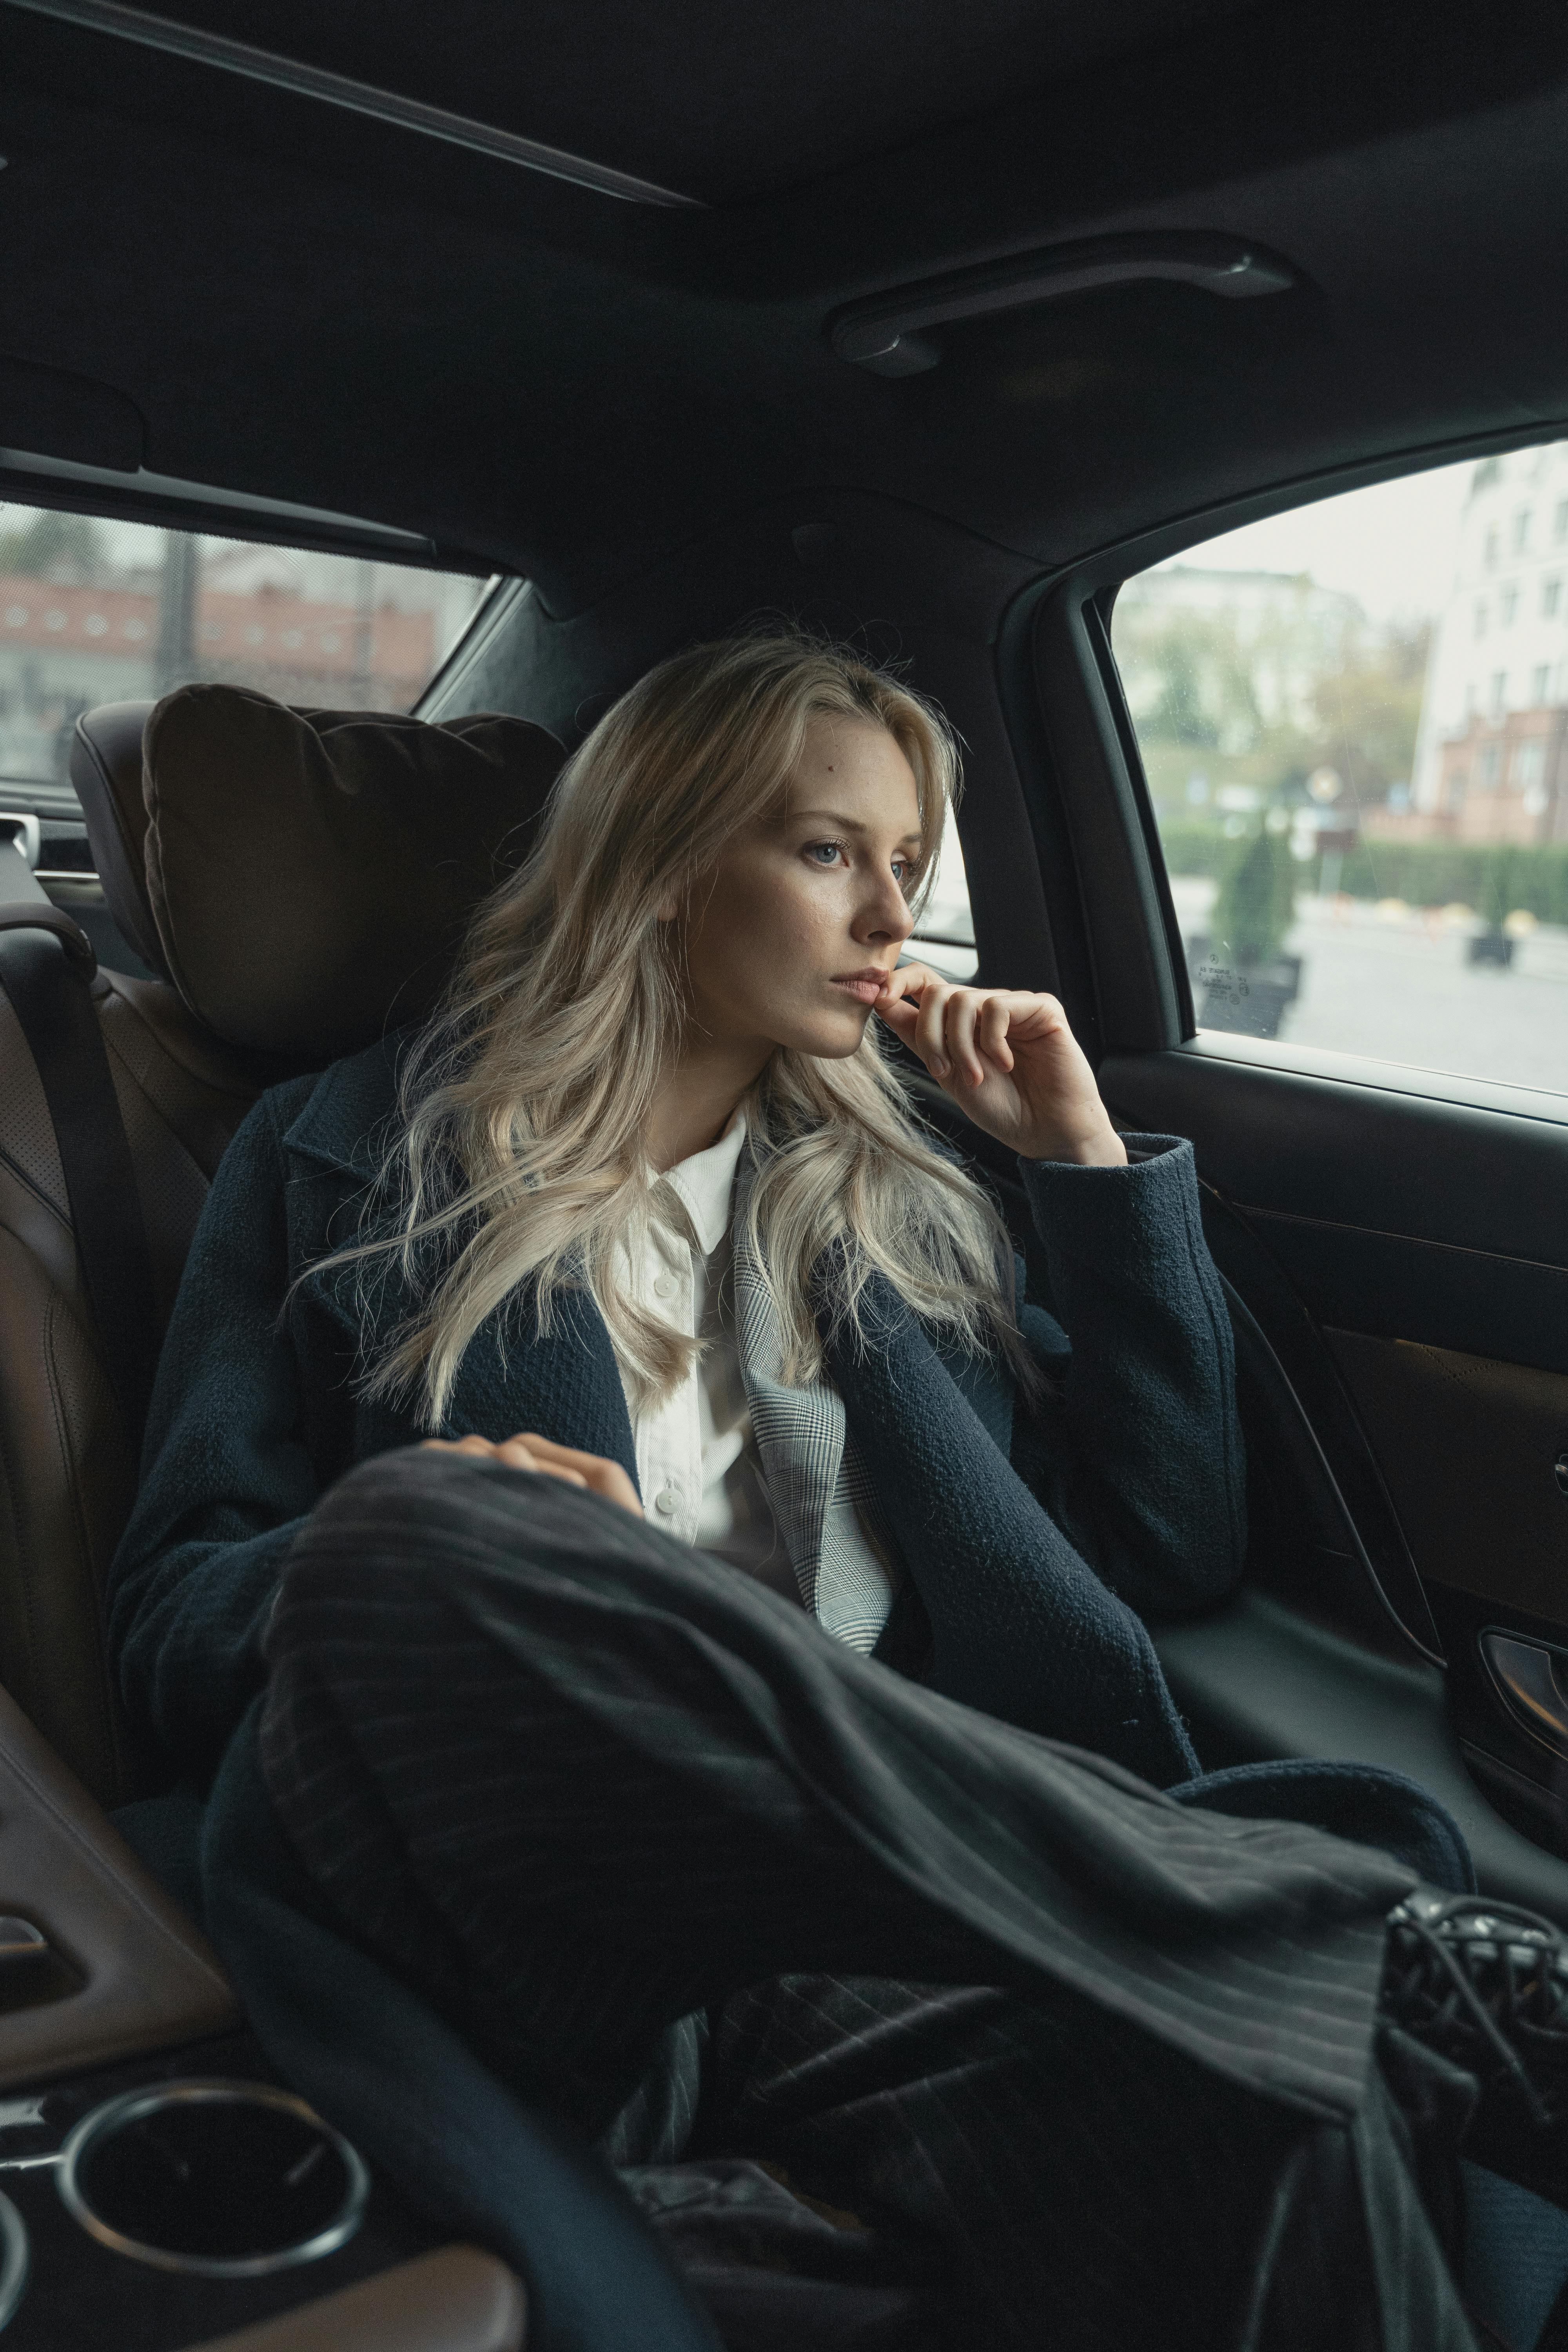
[828,233,1297,376]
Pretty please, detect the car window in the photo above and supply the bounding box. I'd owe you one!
[909,819,977,980]
[1111,441,1568,1098]
[0,501,495,823]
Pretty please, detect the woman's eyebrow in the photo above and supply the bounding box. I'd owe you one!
[790,808,925,846]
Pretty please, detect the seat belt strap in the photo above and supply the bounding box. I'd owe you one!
[0,910,162,1448]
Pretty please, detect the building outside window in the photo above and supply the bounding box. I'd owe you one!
[1501,585,1519,624]
[1111,439,1568,1097]
[0,504,495,793]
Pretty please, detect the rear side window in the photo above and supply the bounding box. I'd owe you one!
[0,501,494,816]
[910,821,977,980]
[1111,440,1568,1098]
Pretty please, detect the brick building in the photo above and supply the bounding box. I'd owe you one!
[0,524,485,784]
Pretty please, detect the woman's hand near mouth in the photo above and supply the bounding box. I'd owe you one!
[872,965,1126,1167]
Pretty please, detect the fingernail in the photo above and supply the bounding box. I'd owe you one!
[930,1056,947,1077]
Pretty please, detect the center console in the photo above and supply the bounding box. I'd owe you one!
[0,1687,525,2349]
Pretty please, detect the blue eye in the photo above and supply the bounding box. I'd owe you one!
[805,840,845,865]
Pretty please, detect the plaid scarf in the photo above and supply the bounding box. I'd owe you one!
[729,1169,898,1654]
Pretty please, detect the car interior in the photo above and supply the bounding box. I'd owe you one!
[0,0,1566,2343]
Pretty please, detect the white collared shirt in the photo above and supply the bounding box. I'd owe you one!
[610,1115,796,1604]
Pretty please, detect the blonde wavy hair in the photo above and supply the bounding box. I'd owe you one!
[343,630,1038,1425]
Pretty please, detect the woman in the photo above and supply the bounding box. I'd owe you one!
[114,632,1250,1783]
[110,634,1493,2350]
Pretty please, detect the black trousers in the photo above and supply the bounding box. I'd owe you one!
[256,1449,1476,2352]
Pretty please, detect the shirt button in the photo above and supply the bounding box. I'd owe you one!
[653,1274,677,1300]
[654,1486,681,1516]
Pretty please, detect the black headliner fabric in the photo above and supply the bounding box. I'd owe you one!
[91,0,1262,203]
[0,0,1564,612]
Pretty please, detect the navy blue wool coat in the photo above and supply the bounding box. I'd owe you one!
[109,1035,1248,1793]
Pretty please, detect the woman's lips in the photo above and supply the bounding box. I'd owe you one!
[829,972,888,1005]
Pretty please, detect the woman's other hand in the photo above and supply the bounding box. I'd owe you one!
[421,1431,644,1517]
[873,966,1127,1167]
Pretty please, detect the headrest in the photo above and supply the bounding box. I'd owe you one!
[71,701,169,981]
[72,688,564,1064]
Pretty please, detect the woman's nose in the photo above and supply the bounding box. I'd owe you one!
[856,873,915,946]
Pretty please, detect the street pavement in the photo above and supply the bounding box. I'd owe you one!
[1171,880,1568,1100]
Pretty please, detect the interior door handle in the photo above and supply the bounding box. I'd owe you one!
[1480,1630,1568,1756]
[827,232,1297,374]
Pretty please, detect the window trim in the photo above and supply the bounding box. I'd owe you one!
[1160,1029,1568,1134]
[416,576,532,720]
[0,486,505,744]
[0,455,498,575]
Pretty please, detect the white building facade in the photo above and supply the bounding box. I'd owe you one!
[1410,443,1568,843]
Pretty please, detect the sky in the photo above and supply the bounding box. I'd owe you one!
[1151,456,1474,625]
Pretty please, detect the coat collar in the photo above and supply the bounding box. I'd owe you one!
[279,1029,410,1182]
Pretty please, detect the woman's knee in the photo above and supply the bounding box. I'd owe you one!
[271,1444,487,1631]
[274,1442,661,1631]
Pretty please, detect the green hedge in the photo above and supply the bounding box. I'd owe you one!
[1157,823,1568,927]
[1159,823,1241,879]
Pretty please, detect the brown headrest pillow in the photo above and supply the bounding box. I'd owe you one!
[142,686,564,1062]
[70,699,168,980]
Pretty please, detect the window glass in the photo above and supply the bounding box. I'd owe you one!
[909,819,977,980]
[0,501,494,813]
[1112,441,1568,1096]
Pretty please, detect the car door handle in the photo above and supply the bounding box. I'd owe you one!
[1480,1630,1568,1755]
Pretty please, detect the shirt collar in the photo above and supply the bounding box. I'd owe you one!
[662,1110,747,1257]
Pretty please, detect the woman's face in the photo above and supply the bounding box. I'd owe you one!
[678,716,923,1063]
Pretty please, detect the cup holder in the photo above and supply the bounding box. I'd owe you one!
[56,2080,368,2277]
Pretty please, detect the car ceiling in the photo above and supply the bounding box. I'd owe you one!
[0,0,1565,613]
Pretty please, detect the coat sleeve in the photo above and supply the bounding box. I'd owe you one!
[107,1083,322,1784]
[1010,1133,1245,1617]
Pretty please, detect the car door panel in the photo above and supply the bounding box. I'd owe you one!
[1324,1331,1568,1628]
[1193,1185,1445,1658]
[1100,1043,1568,1278]
[1250,1217,1568,1378]
[1152,1588,1568,1915]
[1099,1039,1568,1910]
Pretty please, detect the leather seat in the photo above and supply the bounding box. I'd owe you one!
[0,688,563,1802]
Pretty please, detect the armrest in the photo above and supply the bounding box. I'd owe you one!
[184,2248,527,2352]
[0,1683,236,2085]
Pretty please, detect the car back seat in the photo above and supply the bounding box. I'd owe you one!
[0,686,562,1802]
